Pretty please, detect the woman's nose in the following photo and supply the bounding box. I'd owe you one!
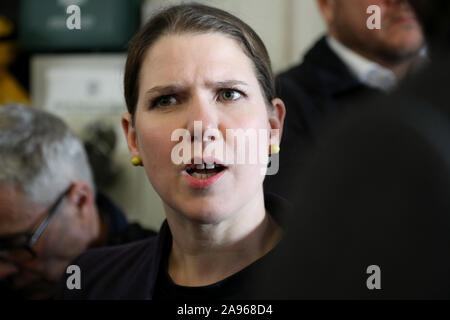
[185,93,220,141]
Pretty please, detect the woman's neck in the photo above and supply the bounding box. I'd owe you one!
[165,192,283,287]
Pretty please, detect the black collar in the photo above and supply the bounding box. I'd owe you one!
[148,193,292,299]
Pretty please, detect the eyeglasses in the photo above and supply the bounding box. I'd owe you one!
[0,185,73,264]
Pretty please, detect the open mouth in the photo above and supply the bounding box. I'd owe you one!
[185,163,226,179]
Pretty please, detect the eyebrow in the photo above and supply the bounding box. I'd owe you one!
[144,85,183,97]
[144,80,249,97]
[205,80,249,89]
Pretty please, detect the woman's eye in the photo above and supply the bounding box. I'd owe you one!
[219,89,242,101]
[153,95,177,108]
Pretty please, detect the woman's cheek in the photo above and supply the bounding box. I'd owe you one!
[141,135,174,195]
[137,130,172,177]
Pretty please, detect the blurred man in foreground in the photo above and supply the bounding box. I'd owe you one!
[256,0,450,299]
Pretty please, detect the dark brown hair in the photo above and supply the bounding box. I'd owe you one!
[124,3,275,119]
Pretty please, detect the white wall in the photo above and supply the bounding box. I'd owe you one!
[289,0,327,66]
[142,0,326,73]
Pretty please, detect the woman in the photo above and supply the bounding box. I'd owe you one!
[58,3,287,300]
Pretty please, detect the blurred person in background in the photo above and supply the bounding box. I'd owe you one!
[265,0,426,201]
[0,104,155,300]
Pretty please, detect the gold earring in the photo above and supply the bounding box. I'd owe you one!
[270,144,280,154]
[131,157,142,166]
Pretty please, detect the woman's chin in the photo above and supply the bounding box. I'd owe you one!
[178,205,231,225]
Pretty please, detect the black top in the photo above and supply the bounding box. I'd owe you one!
[57,193,291,300]
[264,36,383,202]
[153,233,281,300]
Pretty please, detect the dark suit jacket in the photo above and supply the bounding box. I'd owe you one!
[264,36,383,201]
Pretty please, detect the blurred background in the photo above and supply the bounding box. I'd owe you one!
[0,0,326,230]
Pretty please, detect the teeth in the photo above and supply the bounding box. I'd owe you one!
[205,163,215,169]
[195,163,205,170]
[191,172,217,179]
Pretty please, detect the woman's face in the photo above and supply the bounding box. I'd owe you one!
[123,33,284,223]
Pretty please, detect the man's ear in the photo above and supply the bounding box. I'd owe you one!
[121,112,141,159]
[66,182,96,224]
[268,98,286,145]
[316,0,336,26]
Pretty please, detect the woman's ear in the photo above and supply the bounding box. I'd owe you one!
[121,112,141,158]
[268,98,286,145]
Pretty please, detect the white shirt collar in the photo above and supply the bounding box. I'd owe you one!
[327,36,397,92]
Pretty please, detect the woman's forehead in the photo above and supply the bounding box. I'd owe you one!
[139,33,257,88]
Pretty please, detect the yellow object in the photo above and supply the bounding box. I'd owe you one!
[270,144,280,154]
[131,157,143,166]
[0,16,30,105]
[0,15,14,38]
[0,70,30,105]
